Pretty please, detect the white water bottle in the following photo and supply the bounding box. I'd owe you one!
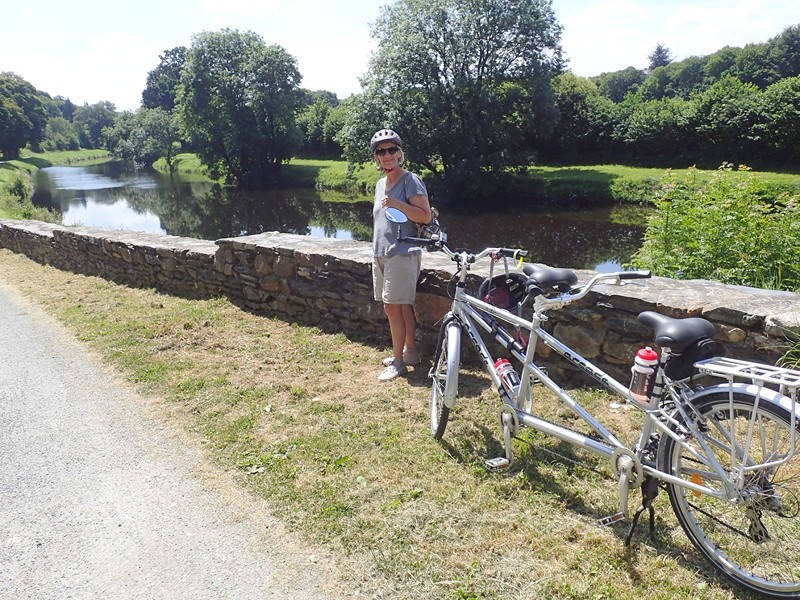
[629,346,659,404]
[494,358,520,401]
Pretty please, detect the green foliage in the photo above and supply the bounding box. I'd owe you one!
[632,165,800,291]
[176,29,303,188]
[338,0,564,199]
[546,73,617,162]
[41,116,80,151]
[0,72,49,158]
[142,47,187,111]
[106,107,181,169]
[613,94,696,159]
[72,101,117,149]
[0,167,57,222]
[297,99,344,158]
[692,74,763,158]
[590,66,645,103]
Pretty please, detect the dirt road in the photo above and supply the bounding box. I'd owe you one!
[0,280,344,599]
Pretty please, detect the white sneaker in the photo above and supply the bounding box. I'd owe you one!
[378,360,408,381]
[382,348,421,367]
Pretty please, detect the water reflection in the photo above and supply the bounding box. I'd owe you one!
[31,163,645,271]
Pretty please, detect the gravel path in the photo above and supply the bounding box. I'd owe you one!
[0,281,344,599]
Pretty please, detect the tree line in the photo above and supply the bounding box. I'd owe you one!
[2,0,799,201]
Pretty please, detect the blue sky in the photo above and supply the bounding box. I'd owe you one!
[2,0,798,111]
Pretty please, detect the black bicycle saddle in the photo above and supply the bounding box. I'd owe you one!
[522,264,578,293]
[637,311,716,352]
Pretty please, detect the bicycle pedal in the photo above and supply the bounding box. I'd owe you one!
[598,512,626,527]
[485,457,511,471]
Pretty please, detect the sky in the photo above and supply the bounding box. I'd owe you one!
[2,0,799,112]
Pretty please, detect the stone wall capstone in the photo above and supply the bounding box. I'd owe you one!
[1,218,798,385]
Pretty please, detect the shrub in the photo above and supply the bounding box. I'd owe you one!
[632,164,800,291]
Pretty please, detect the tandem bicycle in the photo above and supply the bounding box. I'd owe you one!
[385,207,800,598]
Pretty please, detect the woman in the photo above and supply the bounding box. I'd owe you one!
[371,128,432,381]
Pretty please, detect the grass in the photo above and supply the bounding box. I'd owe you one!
[0,248,756,599]
[521,163,800,204]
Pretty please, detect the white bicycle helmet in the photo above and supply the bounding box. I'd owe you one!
[370,129,403,151]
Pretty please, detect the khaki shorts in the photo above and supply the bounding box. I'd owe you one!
[373,254,422,304]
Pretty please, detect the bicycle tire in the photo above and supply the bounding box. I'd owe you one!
[658,390,800,598]
[430,321,461,440]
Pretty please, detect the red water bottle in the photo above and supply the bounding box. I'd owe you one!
[629,347,659,405]
[494,358,521,401]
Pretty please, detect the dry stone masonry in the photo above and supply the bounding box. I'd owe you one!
[1,218,798,385]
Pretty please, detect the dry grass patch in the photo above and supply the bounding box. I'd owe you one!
[0,249,752,599]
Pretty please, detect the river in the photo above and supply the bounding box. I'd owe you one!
[30,162,646,272]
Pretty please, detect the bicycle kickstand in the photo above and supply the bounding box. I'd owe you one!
[625,476,659,545]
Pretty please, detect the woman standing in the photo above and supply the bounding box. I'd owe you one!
[371,129,432,381]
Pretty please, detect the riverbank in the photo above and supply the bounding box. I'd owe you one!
[11,150,800,213]
[0,150,111,220]
[155,152,800,205]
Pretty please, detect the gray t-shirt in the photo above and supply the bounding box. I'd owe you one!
[372,171,428,257]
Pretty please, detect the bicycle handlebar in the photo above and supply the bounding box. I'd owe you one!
[398,237,528,264]
[530,269,652,310]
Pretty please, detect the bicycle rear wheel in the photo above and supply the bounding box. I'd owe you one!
[659,390,800,598]
[430,320,461,440]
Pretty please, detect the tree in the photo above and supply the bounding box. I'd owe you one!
[771,25,800,79]
[647,44,673,72]
[41,116,80,151]
[613,95,695,161]
[106,108,182,170]
[733,42,780,88]
[0,72,49,158]
[298,99,342,158]
[338,0,563,200]
[703,46,739,81]
[142,47,187,111]
[759,75,800,164]
[176,29,303,187]
[691,75,765,162]
[544,73,617,162]
[135,108,181,170]
[72,101,117,148]
[591,67,645,102]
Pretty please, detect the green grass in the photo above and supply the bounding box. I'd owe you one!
[522,163,800,204]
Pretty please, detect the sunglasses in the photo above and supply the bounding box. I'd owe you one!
[375,146,400,156]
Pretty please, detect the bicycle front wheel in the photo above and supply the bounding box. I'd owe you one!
[659,390,800,598]
[430,320,461,440]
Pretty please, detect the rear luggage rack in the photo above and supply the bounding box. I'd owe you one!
[695,356,800,397]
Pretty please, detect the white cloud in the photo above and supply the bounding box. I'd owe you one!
[558,0,800,76]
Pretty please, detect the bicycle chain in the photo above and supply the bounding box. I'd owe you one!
[512,435,613,481]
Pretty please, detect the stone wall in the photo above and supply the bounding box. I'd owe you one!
[1,218,798,384]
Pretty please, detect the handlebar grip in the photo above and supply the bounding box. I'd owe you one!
[499,248,528,259]
[618,270,651,279]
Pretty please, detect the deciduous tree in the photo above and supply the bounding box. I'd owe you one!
[339,0,563,200]
[142,47,187,111]
[0,72,48,158]
[176,29,303,187]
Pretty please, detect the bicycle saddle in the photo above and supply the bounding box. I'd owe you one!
[522,264,578,293]
[637,311,716,352]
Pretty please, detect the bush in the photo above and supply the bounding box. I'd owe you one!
[632,164,800,291]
